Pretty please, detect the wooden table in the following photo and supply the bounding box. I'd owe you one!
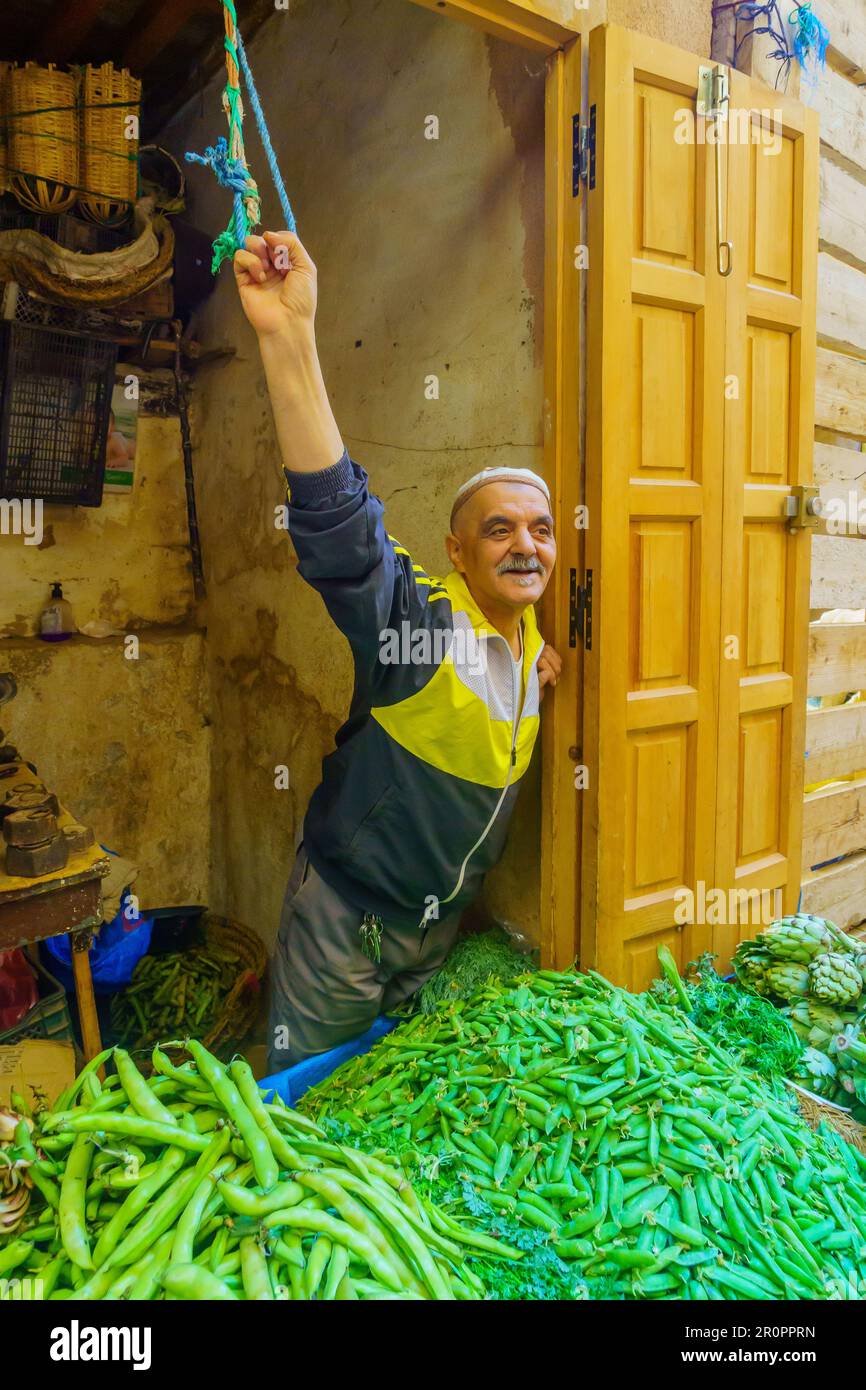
[0,764,111,1062]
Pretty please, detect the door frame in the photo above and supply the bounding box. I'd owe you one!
[406,0,584,966]
[407,0,578,51]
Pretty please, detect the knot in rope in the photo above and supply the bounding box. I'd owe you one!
[184,3,296,274]
[185,136,252,196]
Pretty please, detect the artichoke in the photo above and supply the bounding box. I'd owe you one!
[732,947,775,993]
[762,962,811,999]
[808,952,863,1006]
[792,1046,841,1099]
[783,999,859,1049]
[757,914,835,963]
[831,1019,866,1076]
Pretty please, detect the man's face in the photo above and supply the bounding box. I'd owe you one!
[446,481,556,614]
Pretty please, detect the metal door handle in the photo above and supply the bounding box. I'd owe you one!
[699,64,734,277]
[715,134,733,276]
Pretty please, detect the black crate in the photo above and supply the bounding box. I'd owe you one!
[0,322,117,506]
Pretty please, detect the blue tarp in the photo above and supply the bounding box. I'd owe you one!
[257,1015,399,1107]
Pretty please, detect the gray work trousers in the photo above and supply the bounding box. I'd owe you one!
[266,846,461,1073]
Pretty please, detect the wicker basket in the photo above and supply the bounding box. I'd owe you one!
[202,915,267,1058]
[786,1080,866,1157]
[0,63,12,196]
[8,64,79,213]
[79,64,141,226]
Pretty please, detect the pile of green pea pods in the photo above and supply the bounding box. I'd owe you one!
[301,969,866,1300]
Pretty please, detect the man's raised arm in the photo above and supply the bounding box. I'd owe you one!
[233,230,345,475]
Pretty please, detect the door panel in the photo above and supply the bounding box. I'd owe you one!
[539,37,582,970]
[582,26,725,991]
[582,26,818,990]
[715,79,819,968]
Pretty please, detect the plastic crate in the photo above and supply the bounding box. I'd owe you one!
[0,322,116,506]
[0,956,74,1047]
[258,1015,399,1107]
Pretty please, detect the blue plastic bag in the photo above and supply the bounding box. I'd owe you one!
[258,1015,399,1107]
[43,889,153,995]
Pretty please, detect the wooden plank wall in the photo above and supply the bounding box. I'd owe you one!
[799,0,866,929]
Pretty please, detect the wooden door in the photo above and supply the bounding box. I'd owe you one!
[581,26,818,989]
[540,37,583,970]
[714,74,819,966]
[581,26,727,989]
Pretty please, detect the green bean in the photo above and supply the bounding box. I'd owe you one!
[104,1130,227,1270]
[230,1059,321,1171]
[0,1239,33,1278]
[162,1262,238,1300]
[172,1149,234,1264]
[52,1049,114,1114]
[14,1120,60,1210]
[264,1206,407,1293]
[113,1048,176,1126]
[239,1235,275,1300]
[59,1135,94,1270]
[92,1144,188,1268]
[177,1044,277,1190]
[44,1111,210,1153]
[296,1170,440,1298]
[218,1177,306,1217]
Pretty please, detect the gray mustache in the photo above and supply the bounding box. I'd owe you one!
[496,555,545,576]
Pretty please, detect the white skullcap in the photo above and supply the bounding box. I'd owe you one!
[450,467,551,529]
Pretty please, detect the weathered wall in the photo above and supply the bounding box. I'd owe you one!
[165,0,547,945]
[607,0,711,56]
[0,370,210,906]
[0,372,195,638]
[1,632,210,906]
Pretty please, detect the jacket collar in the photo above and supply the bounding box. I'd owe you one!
[444,570,545,667]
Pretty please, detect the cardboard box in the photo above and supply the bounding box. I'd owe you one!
[0,1039,76,1107]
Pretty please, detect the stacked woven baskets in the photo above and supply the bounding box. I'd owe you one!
[0,61,12,197]
[0,61,140,224]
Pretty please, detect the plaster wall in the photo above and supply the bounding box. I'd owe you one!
[165,0,547,945]
[0,371,210,906]
[1,632,210,906]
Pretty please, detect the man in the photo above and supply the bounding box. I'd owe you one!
[234,231,561,1070]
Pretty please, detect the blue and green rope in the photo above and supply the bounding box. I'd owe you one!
[185,0,296,273]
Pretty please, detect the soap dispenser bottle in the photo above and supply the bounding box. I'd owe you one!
[39,582,75,642]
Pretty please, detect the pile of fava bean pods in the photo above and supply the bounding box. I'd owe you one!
[0,1040,520,1300]
[110,947,241,1051]
[300,969,866,1300]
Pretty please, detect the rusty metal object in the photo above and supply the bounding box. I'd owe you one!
[6,836,69,877]
[1,788,60,817]
[3,808,58,847]
[62,822,95,855]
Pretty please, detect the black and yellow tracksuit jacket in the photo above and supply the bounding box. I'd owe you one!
[287,450,546,930]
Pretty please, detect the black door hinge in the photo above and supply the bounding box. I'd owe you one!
[569,568,593,650]
[572,105,597,194]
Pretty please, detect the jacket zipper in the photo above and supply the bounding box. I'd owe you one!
[418,629,526,930]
